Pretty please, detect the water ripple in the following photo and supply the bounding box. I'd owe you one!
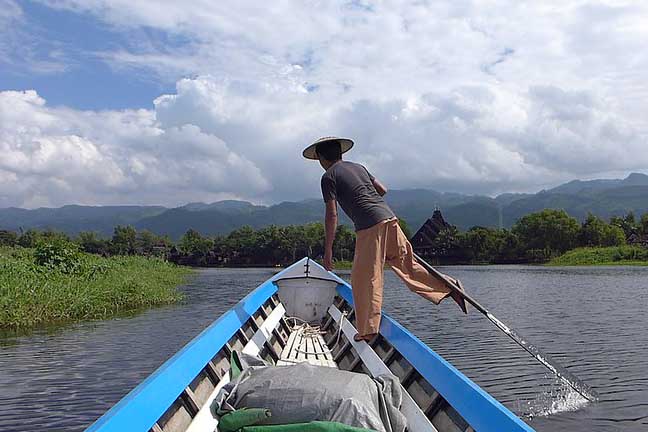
[1,265,646,432]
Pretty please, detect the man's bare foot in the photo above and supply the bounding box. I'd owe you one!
[354,333,377,342]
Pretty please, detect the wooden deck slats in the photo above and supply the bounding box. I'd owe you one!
[314,333,332,364]
[277,328,336,368]
[296,332,305,362]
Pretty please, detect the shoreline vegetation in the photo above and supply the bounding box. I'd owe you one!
[330,260,353,270]
[0,245,191,330]
[331,247,648,269]
[2,208,645,270]
[1,210,648,270]
[547,246,648,266]
[1,208,648,329]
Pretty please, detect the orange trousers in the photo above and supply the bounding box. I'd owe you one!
[351,217,454,336]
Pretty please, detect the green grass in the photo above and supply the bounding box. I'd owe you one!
[328,260,392,270]
[315,260,395,270]
[0,247,192,329]
[548,246,648,266]
[332,259,353,270]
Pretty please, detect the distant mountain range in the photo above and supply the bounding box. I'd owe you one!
[2,173,648,240]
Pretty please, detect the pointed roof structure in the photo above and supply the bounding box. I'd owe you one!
[411,208,454,252]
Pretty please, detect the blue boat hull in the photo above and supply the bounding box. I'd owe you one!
[86,258,534,432]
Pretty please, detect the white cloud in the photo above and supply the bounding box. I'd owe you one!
[0,90,270,207]
[2,1,648,207]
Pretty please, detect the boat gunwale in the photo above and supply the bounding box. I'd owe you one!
[84,262,304,432]
[86,257,535,432]
[335,281,535,432]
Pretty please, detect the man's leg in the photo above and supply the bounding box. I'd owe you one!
[385,219,456,305]
[351,221,387,339]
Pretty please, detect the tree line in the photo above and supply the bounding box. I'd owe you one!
[1,209,647,266]
[420,209,648,264]
[0,223,359,267]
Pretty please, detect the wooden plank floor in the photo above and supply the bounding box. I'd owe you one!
[277,329,337,368]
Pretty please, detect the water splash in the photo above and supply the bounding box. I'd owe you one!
[522,379,591,419]
[486,313,598,402]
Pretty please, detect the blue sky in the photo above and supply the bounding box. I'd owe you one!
[1,1,176,109]
[1,1,647,208]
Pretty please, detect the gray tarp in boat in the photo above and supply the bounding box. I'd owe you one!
[215,353,406,432]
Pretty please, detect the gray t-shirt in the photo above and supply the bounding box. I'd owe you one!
[321,161,395,231]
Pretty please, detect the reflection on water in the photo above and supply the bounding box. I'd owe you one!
[1,265,647,431]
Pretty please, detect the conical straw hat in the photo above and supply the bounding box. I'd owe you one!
[302,136,354,160]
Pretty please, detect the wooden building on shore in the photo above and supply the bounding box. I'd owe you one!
[411,208,454,258]
[410,208,468,264]
[627,232,648,248]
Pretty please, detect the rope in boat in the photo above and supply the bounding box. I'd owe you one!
[285,311,346,356]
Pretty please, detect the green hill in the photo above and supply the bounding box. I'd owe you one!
[0,205,166,236]
[2,173,648,239]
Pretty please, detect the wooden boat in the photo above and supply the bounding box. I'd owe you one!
[86,258,535,432]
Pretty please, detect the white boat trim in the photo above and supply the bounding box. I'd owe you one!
[328,305,439,432]
[186,304,286,432]
[242,304,286,356]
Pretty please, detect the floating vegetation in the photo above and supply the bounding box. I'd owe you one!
[548,246,648,266]
[0,244,191,329]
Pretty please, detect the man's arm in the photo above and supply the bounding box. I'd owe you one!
[324,199,338,270]
[372,178,388,196]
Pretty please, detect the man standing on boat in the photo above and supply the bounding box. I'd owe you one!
[303,137,467,342]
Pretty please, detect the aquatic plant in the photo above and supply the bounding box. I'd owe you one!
[34,238,82,273]
[0,246,191,329]
[548,246,648,266]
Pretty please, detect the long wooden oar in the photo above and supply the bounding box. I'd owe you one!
[413,252,599,402]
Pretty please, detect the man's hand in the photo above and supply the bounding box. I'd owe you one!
[324,249,334,271]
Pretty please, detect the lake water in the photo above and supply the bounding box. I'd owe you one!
[0,265,647,431]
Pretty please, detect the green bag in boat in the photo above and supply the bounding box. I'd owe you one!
[218,408,272,432]
[240,420,375,432]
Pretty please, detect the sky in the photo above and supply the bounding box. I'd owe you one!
[1,0,647,208]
